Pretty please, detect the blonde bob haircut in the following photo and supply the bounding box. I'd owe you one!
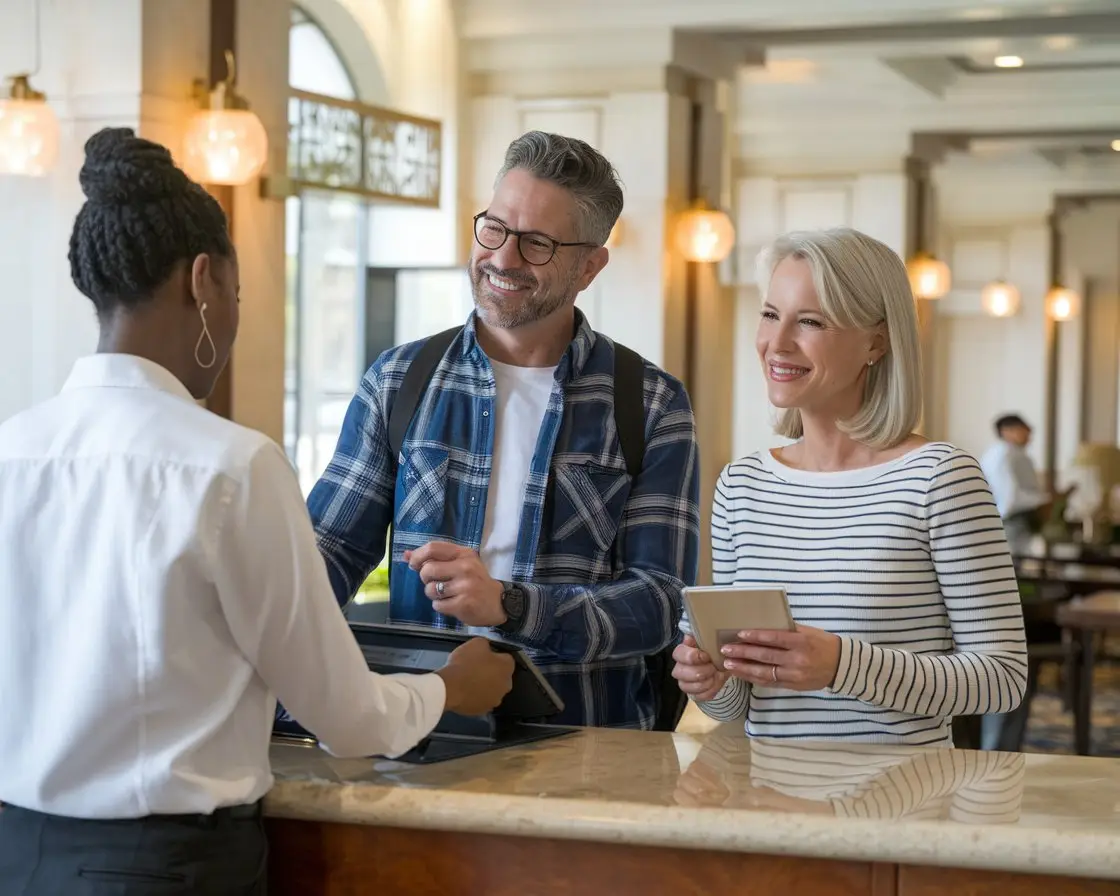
[755,227,923,450]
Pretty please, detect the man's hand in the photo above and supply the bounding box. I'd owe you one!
[404,541,506,628]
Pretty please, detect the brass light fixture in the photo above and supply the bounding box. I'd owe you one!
[904,158,951,299]
[0,1,58,177]
[980,279,1021,317]
[1045,285,1080,321]
[675,199,736,264]
[183,50,268,186]
[907,251,952,300]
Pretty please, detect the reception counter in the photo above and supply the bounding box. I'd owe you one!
[264,725,1120,895]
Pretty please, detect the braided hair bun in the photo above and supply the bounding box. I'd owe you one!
[68,127,232,318]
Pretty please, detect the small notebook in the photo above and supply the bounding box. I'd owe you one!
[682,585,795,657]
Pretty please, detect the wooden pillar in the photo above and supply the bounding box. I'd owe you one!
[1043,209,1062,489]
[204,0,236,420]
[682,78,735,587]
[905,155,938,438]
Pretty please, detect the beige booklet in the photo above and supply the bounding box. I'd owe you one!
[682,585,795,657]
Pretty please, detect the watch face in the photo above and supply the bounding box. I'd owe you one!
[503,586,525,620]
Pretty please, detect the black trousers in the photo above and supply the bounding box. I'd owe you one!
[0,801,267,895]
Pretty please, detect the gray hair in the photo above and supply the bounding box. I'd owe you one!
[755,227,923,449]
[496,131,623,245]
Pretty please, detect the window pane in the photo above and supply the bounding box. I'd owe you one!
[289,13,355,100]
[293,192,363,494]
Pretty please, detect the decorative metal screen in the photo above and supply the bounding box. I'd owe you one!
[279,88,442,207]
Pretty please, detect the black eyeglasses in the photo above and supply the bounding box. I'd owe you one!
[473,212,600,266]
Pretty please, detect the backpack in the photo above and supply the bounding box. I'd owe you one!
[385,326,687,732]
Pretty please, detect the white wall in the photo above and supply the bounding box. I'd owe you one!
[932,225,1049,464]
[933,160,1120,478]
[0,0,207,423]
[729,172,908,459]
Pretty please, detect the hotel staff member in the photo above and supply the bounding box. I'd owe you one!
[0,128,513,895]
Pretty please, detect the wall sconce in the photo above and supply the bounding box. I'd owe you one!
[0,1,57,178]
[1045,285,1080,321]
[980,279,1021,317]
[0,74,58,177]
[675,200,736,263]
[906,251,951,300]
[183,50,268,187]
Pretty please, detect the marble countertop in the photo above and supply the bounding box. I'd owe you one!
[265,725,1120,880]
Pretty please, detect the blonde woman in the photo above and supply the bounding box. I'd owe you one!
[672,228,1027,746]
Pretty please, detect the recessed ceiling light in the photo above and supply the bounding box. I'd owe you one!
[1111,139,1120,152]
[1044,35,1077,51]
[994,55,1024,68]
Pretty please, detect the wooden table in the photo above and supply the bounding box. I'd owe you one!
[1058,591,1120,756]
[263,728,1120,894]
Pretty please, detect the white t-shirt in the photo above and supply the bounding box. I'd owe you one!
[479,359,557,581]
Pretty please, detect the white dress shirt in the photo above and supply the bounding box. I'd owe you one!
[979,439,1046,519]
[0,354,445,819]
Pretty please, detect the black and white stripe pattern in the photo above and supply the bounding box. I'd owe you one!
[688,442,1028,746]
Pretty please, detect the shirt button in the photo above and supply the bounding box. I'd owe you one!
[482,410,490,417]
[470,496,478,504]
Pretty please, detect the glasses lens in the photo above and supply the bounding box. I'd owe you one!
[475,216,507,250]
[518,233,556,265]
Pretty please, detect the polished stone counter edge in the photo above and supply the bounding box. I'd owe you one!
[263,780,1120,881]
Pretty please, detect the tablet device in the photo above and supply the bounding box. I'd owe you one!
[681,585,795,657]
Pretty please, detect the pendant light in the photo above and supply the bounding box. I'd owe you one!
[676,199,736,263]
[0,1,59,177]
[980,279,1021,318]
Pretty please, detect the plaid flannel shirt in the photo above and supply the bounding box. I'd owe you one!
[307,310,700,729]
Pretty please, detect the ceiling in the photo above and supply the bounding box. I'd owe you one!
[461,0,1120,173]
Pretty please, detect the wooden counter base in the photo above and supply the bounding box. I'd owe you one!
[264,819,1120,896]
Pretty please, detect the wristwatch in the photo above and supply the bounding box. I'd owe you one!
[496,582,527,633]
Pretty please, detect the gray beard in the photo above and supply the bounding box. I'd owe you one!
[470,263,578,329]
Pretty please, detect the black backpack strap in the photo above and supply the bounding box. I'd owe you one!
[611,342,683,732]
[386,326,461,462]
[611,341,646,478]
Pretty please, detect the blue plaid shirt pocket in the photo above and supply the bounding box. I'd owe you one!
[550,461,633,554]
[396,445,450,532]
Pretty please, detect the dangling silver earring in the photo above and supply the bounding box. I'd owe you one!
[195,303,217,369]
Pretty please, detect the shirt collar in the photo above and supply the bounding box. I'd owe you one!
[61,354,196,403]
[460,308,598,381]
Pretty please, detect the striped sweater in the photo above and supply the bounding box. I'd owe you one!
[687,442,1028,746]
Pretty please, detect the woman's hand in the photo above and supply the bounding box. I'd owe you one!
[719,625,842,692]
[671,635,729,702]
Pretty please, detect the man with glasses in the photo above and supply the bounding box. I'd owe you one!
[308,130,701,730]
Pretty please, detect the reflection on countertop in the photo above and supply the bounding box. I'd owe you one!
[266,724,1120,880]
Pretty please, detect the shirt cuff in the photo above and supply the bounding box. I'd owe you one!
[382,671,447,758]
[826,635,863,698]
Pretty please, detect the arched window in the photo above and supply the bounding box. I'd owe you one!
[284,5,367,493]
[289,6,355,100]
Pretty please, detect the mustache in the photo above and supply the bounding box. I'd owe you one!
[478,264,536,289]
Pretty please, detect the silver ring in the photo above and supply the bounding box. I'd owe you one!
[770,665,779,683]
[436,581,445,596]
